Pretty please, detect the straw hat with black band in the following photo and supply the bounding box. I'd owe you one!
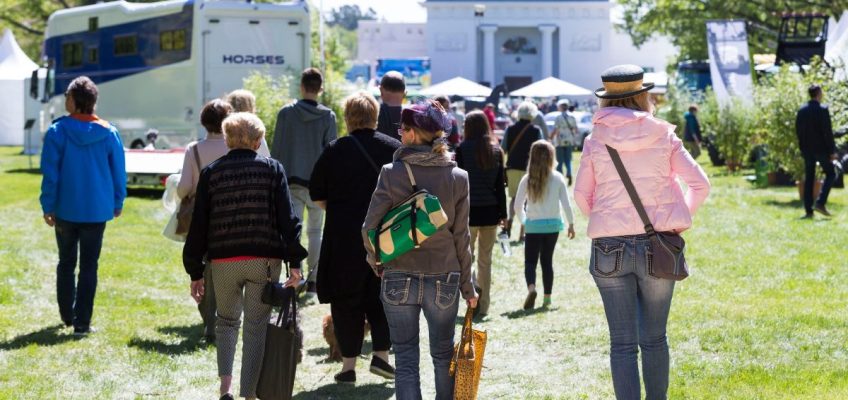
[594,64,655,100]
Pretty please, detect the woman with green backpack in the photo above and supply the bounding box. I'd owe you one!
[362,100,478,400]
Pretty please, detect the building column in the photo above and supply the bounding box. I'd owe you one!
[539,24,557,78]
[480,25,498,87]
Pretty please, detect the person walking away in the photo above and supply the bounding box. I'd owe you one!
[363,100,478,400]
[574,65,710,400]
[531,101,550,140]
[683,105,703,159]
[377,71,406,140]
[183,113,308,400]
[224,89,273,157]
[176,99,234,342]
[483,103,497,131]
[310,91,400,384]
[796,84,838,218]
[514,140,575,309]
[455,110,507,317]
[40,76,126,337]
[551,99,578,186]
[434,95,461,150]
[501,101,545,241]
[271,68,338,293]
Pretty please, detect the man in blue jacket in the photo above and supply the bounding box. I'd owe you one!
[796,84,837,218]
[40,76,127,336]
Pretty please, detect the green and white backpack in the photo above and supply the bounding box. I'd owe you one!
[368,162,448,267]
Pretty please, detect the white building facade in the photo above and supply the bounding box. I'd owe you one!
[423,0,676,91]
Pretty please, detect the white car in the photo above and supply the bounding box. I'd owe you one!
[543,111,593,150]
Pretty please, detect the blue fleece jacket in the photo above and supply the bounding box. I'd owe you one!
[40,115,127,223]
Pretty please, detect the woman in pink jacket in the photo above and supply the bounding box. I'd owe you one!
[574,65,710,400]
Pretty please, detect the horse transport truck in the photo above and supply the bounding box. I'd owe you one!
[30,0,311,186]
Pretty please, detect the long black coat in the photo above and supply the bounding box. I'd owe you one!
[796,100,836,156]
[309,129,401,303]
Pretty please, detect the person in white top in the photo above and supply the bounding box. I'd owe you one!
[514,140,576,310]
[176,98,272,341]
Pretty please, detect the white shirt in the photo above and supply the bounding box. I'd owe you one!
[514,170,575,226]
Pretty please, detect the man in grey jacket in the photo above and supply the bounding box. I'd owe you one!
[271,67,338,292]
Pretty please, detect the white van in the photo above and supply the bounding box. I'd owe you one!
[32,0,311,185]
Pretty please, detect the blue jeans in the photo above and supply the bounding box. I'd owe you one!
[381,271,461,400]
[556,145,573,177]
[55,218,106,330]
[590,235,675,400]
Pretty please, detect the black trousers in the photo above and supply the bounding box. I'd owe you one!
[524,232,559,295]
[329,274,392,358]
[804,153,836,213]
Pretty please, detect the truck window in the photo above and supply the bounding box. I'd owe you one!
[160,29,187,51]
[114,34,138,56]
[87,47,98,64]
[62,42,83,68]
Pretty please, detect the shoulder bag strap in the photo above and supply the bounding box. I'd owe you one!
[403,162,420,246]
[350,135,380,173]
[508,123,532,155]
[605,145,656,235]
[192,144,202,172]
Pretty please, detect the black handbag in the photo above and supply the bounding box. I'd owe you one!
[261,262,293,307]
[606,145,689,281]
[256,285,302,400]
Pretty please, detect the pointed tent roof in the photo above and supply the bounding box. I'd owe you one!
[419,76,492,97]
[509,76,592,98]
[0,29,39,80]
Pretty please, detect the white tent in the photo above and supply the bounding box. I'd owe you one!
[419,77,492,97]
[0,29,39,147]
[510,77,593,98]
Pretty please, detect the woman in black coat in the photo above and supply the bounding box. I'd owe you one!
[309,91,402,383]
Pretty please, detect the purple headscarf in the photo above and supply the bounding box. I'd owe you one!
[401,100,452,133]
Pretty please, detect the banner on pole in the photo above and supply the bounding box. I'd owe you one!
[705,20,754,103]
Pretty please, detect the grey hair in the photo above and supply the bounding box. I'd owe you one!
[223,112,266,149]
[517,101,538,121]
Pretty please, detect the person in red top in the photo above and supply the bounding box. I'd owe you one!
[483,103,497,132]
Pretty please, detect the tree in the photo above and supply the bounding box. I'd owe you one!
[326,4,376,31]
[616,0,848,61]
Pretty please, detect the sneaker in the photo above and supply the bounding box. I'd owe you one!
[523,290,537,310]
[542,297,552,308]
[369,356,395,379]
[814,205,832,217]
[567,175,573,186]
[73,326,96,337]
[800,213,814,220]
[62,319,72,328]
[219,394,234,400]
[334,369,356,384]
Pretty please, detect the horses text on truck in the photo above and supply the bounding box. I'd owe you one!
[30,0,311,186]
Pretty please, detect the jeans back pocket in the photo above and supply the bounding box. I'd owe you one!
[434,272,460,310]
[382,276,412,306]
[591,240,625,277]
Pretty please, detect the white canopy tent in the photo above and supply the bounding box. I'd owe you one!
[418,76,492,97]
[510,77,593,98]
[0,29,39,148]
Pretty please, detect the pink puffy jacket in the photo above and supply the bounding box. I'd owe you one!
[574,107,710,239]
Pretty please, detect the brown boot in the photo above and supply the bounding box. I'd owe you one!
[523,289,537,310]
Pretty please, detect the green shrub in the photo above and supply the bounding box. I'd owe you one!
[755,65,807,180]
[243,71,296,145]
[712,97,756,171]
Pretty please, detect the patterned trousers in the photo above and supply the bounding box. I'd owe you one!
[211,258,282,398]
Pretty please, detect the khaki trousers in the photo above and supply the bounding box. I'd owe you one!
[470,225,498,315]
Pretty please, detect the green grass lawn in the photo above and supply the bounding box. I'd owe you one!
[0,146,845,399]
